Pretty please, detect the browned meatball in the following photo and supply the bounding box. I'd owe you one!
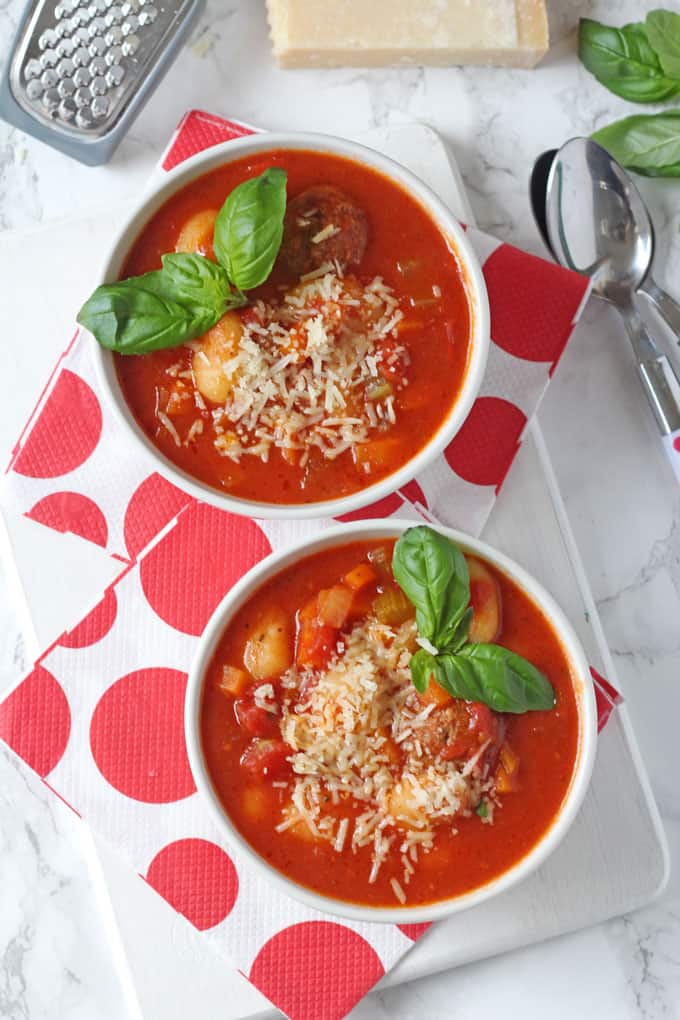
[279,185,368,278]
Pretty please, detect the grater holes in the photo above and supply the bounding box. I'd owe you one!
[73,45,91,67]
[57,77,77,98]
[40,68,58,88]
[105,64,125,87]
[105,44,123,65]
[73,66,91,86]
[121,34,139,56]
[24,58,43,80]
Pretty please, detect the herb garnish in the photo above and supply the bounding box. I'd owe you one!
[578,11,680,177]
[392,526,556,714]
[476,799,489,819]
[78,167,288,355]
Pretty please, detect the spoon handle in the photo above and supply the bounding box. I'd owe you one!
[619,302,680,435]
[640,278,680,340]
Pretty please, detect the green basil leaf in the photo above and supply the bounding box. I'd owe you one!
[409,648,437,694]
[161,253,244,316]
[446,606,473,654]
[593,111,680,177]
[434,645,555,714]
[213,167,287,290]
[476,799,488,819]
[645,9,680,79]
[77,279,220,354]
[578,18,680,103]
[392,527,470,646]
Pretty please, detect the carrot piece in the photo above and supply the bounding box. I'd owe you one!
[219,665,250,697]
[343,562,377,592]
[419,676,452,708]
[495,742,520,793]
[353,437,400,475]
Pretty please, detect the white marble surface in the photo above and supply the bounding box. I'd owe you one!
[0,1,679,1018]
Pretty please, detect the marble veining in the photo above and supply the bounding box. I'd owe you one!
[1,0,679,1017]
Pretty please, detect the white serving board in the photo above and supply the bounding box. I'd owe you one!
[0,124,669,1020]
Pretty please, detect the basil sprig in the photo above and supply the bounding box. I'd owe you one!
[578,11,680,177]
[392,527,555,714]
[78,168,288,355]
[593,110,680,177]
[579,18,680,104]
[214,166,287,290]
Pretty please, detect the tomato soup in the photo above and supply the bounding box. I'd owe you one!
[115,149,472,505]
[200,539,580,908]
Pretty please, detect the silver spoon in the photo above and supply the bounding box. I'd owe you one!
[531,147,680,336]
[543,137,680,445]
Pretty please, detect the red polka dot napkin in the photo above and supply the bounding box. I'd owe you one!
[0,112,616,1020]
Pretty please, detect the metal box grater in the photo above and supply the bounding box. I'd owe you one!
[0,0,206,165]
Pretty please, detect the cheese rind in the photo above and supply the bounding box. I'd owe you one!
[267,0,549,69]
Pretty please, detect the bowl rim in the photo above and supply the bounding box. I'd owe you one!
[89,130,490,520]
[184,519,598,924]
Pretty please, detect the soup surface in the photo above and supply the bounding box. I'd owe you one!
[201,538,580,907]
[116,149,472,504]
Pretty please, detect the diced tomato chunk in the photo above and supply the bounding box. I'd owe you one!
[296,614,338,670]
[468,702,499,746]
[234,693,279,738]
[296,595,339,670]
[240,739,292,780]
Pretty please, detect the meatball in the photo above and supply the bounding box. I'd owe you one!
[279,185,368,278]
[418,700,504,764]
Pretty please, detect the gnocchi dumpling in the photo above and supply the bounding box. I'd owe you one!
[243,607,292,680]
[191,312,243,404]
[175,208,218,258]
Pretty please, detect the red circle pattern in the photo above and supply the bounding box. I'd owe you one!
[59,589,118,649]
[90,668,195,803]
[484,246,587,364]
[335,492,403,522]
[14,370,103,478]
[0,665,71,777]
[445,397,527,490]
[124,473,193,560]
[145,838,239,930]
[397,922,432,941]
[249,921,384,1020]
[139,504,271,636]
[27,492,108,547]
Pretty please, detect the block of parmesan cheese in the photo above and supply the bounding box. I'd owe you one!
[266,0,549,69]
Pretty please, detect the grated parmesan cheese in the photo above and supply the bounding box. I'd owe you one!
[276,617,497,900]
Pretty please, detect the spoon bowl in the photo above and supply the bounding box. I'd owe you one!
[545,137,653,304]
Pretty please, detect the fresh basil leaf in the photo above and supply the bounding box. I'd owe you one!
[410,648,437,694]
[446,606,473,654]
[579,18,680,103]
[645,9,680,79]
[434,645,555,714]
[161,253,244,316]
[77,279,220,354]
[593,111,680,177]
[213,167,287,290]
[476,800,488,819]
[392,527,470,647]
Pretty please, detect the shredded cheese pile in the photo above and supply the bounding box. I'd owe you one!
[208,267,407,466]
[277,617,497,900]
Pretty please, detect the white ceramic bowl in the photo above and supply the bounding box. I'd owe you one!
[89,132,490,520]
[185,520,598,923]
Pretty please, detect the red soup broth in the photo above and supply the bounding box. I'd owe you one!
[200,539,580,908]
[115,149,472,505]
